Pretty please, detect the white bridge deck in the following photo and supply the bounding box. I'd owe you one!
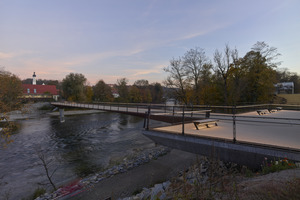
[153,110,300,150]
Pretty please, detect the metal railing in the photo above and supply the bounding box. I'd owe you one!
[51,101,300,145]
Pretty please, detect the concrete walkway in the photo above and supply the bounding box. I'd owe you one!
[154,110,300,149]
[68,149,198,200]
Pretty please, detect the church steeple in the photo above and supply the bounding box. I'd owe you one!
[33,72,36,85]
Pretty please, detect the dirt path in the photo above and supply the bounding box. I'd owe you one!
[68,149,198,200]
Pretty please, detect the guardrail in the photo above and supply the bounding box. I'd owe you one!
[51,101,300,145]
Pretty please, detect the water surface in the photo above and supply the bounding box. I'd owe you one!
[0,111,160,199]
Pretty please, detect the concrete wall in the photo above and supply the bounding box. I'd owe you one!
[278,94,300,105]
[143,130,300,169]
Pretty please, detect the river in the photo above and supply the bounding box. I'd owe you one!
[0,106,164,200]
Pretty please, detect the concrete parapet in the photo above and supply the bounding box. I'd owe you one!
[143,130,300,169]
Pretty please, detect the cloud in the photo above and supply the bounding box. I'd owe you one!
[0,52,14,59]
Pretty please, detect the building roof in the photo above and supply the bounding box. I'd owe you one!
[22,84,58,95]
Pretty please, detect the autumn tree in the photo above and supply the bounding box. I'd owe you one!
[84,85,94,102]
[116,78,129,103]
[213,45,238,105]
[0,69,23,145]
[239,42,280,103]
[61,73,87,101]
[149,82,164,103]
[133,79,152,103]
[93,80,113,102]
[129,85,142,103]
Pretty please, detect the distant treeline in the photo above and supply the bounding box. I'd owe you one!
[20,41,300,105]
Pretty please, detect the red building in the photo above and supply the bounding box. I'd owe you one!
[21,72,59,101]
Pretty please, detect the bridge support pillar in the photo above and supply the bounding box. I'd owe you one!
[59,108,65,123]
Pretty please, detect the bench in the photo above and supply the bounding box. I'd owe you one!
[268,109,277,113]
[257,109,269,115]
[276,107,282,111]
[193,119,219,129]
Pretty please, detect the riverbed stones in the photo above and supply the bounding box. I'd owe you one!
[35,146,170,200]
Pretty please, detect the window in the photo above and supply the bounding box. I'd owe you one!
[27,88,30,93]
[34,89,37,93]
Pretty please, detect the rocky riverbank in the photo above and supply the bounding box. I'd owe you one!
[35,146,171,200]
[120,159,300,200]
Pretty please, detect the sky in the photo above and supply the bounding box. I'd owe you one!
[1,0,300,85]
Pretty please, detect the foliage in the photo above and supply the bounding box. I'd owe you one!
[149,82,164,103]
[116,78,129,102]
[61,73,87,102]
[164,42,283,105]
[93,80,113,102]
[84,85,93,102]
[0,69,23,113]
[213,45,238,105]
[0,69,23,146]
[261,157,297,174]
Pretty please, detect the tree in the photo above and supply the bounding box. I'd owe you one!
[84,85,94,102]
[213,44,238,105]
[61,73,87,101]
[129,85,142,103]
[149,82,164,103]
[116,78,129,102]
[133,79,153,103]
[183,47,211,104]
[164,58,190,105]
[239,50,277,103]
[251,41,281,68]
[134,79,149,88]
[0,69,23,145]
[93,80,113,102]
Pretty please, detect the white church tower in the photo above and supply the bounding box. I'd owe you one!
[32,72,36,85]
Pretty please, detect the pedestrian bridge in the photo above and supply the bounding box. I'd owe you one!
[51,102,300,169]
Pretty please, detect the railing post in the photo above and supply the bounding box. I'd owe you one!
[182,106,185,135]
[233,105,236,143]
[143,111,147,128]
[146,106,151,130]
[172,106,175,124]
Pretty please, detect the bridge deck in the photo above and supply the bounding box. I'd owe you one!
[152,110,300,150]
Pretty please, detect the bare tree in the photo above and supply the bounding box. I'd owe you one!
[36,150,58,190]
[164,58,190,105]
[213,44,238,105]
[251,41,281,68]
[183,47,211,104]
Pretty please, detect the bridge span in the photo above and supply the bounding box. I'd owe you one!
[51,102,300,169]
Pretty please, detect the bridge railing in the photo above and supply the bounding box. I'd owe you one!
[143,104,300,147]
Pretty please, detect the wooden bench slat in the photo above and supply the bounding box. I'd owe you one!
[193,119,219,129]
